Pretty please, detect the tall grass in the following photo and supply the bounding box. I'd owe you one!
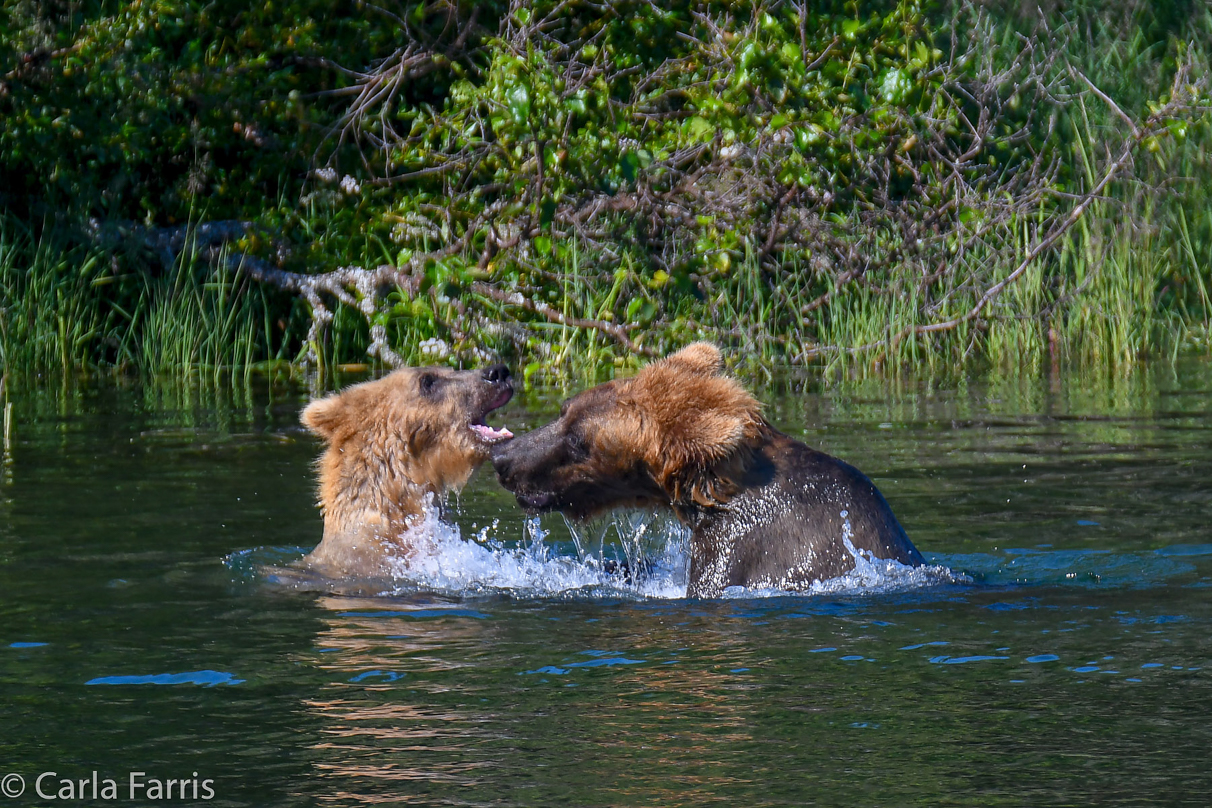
[771,6,1212,381]
[135,246,262,385]
[0,218,277,385]
[0,221,115,375]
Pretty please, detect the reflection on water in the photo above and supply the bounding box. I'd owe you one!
[1,363,1211,805]
[303,598,504,799]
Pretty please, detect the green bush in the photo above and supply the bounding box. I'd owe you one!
[1,0,1209,380]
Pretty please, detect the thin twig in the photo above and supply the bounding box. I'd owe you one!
[470,281,655,356]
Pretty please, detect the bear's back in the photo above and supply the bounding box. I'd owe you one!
[688,431,923,596]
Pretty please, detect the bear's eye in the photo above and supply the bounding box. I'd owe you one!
[418,373,439,396]
[565,430,588,460]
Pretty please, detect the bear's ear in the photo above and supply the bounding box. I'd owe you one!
[648,375,762,467]
[300,393,347,441]
[629,353,764,505]
[662,342,724,376]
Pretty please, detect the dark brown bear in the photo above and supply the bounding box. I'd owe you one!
[491,343,923,597]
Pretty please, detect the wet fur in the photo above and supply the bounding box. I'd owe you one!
[300,365,511,578]
[492,343,923,596]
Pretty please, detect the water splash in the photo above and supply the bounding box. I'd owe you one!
[371,498,689,599]
[241,497,962,600]
[828,533,967,595]
[721,533,964,599]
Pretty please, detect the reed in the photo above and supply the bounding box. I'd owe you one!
[135,245,262,385]
[0,220,116,374]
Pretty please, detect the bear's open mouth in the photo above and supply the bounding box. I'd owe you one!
[470,421,513,443]
[469,386,514,444]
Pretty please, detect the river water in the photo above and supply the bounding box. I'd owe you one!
[1,363,1210,805]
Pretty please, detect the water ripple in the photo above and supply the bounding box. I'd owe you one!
[86,670,244,686]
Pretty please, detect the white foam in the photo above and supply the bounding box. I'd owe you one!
[807,535,962,595]
[365,496,960,600]
[376,497,689,599]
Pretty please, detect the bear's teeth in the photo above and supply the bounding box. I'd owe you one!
[470,423,514,443]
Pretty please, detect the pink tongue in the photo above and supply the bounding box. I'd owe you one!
[470,423,514,442]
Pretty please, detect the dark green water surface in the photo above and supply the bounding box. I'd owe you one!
[2,364,1211,806]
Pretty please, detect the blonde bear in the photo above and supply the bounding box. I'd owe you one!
[299,364,513,578]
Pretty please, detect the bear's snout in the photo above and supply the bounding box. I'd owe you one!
[517,492,555,510]
[491,434,536,487]
[491,429,565,512]
[490,440,517,481]
[494,455,556,512]
[477,364,514,415]
[482,364,511,384]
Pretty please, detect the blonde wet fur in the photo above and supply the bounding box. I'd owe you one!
[299,364,512,578]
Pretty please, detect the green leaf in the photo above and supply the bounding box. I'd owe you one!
[620,151,641,182]
[880,69,912,105]
[626,298,657,325]
[540,199,557,228]
[506,83,531,126]
[686,116,715,142]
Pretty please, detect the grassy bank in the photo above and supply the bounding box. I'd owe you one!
[1,0,1210,384]
[0,219,293,383]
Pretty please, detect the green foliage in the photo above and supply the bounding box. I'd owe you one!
[0,216,283,378]
[0,221,114,373]
[1,0,1210,380]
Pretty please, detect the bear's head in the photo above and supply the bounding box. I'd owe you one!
[303,364,513,531]
[491,343,765,520]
